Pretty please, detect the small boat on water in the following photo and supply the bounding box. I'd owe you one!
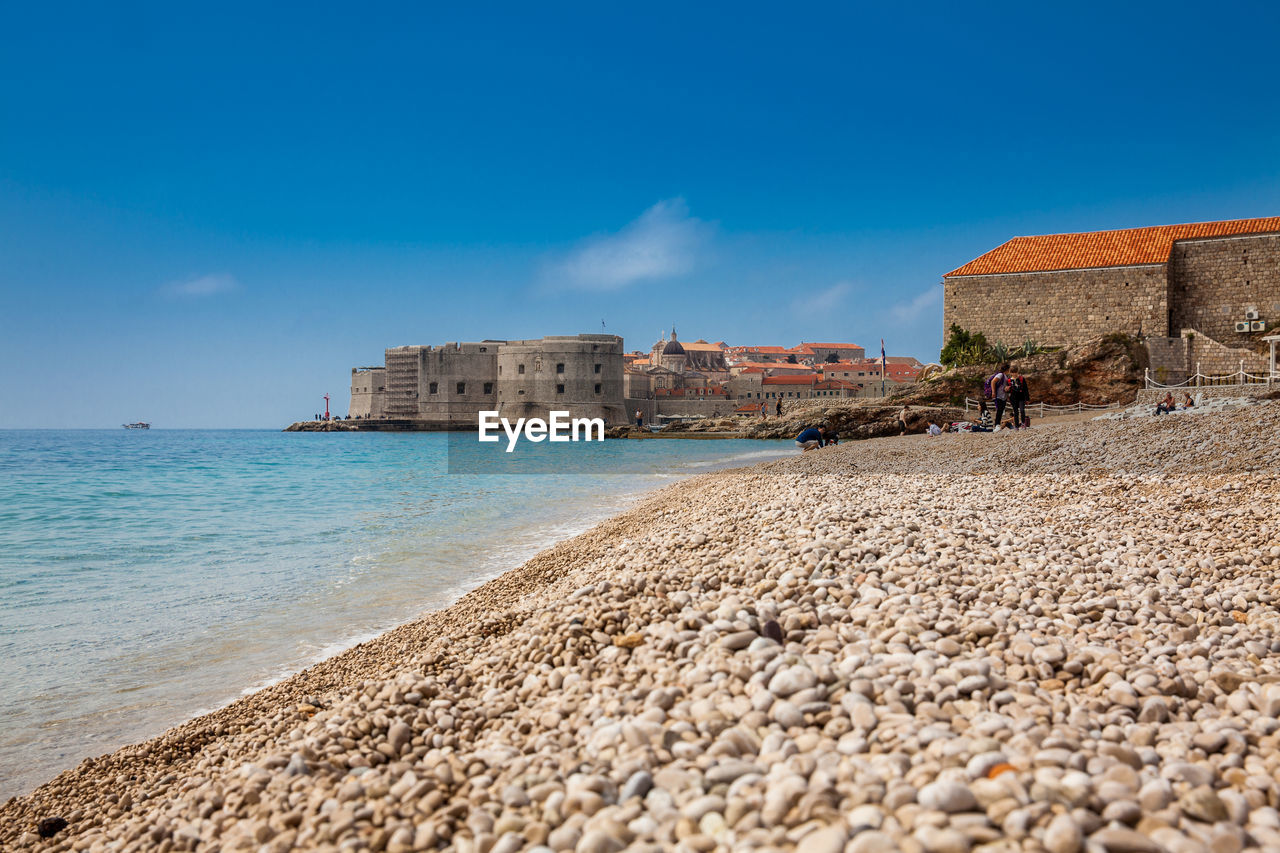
[122,422,151,430]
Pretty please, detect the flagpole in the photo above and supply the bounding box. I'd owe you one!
[880,339,886,398]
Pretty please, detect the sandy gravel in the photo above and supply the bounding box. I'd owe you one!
[3,402,1280,853]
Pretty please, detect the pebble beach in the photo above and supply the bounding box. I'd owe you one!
[4,401,1280,853]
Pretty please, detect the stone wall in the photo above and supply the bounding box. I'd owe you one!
[348,367,386,418]
[1145,337,1189,387]
[943,265,1168,347]
[1182,329,1268,376]
[1136,385,1276,405]
[496,335,626,425]
[416,342,501,426]
[1169,233,1280,347]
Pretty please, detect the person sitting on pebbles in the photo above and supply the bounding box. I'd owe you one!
[1155,391,1176,415]
[1182,392,1195,409]
[795,425,825,452]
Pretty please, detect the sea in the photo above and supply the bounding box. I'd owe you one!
[0,429,791,800]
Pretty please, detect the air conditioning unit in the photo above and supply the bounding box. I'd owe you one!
[1235,321,1252,333]
[1252,320,1267,332]
[1245,308,1260,320]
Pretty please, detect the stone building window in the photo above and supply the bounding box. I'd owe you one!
[556,384,565,394]
[479,347,487,352]
[556,363,565,374]
[518,364,525,374]
[483,382,493,395]
[429,382,438,394]
[594,364,601,374]
[457,382,466,395]
[594,383,602,394]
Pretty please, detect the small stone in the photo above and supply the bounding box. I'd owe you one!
[618,770,652,802]
[796,823,848,853]
[771,699,804,728]
[917,780,978,813]
[1192,731,1228,754]
[574,828,625,853]
[914,825,971,853]
[720,630,757,651]
[848,831,900,853]
[1044,813,1082,853]
[37,817,68,839]
[1137,696,1169,723]
[768,666,817,697]
[1089,827,1163,852]
[387,721,412,754]
[1181,785,1229,823]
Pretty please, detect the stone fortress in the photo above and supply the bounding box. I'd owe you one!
[943,216,1280,382]
[347,330,920,428]
[349,335,626,428]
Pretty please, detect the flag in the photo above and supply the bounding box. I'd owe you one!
[880,339,886,372]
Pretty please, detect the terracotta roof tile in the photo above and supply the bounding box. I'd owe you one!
[945,217,1280,277]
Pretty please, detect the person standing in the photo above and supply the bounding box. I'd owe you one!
[990,363,1010,430]
[759,400,767,419]
[1007,372,1029,429]
[775,398,783,418]
[635,408,643,427]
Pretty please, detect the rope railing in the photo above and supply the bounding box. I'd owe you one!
[1144,361,1278,389]
[963,398,1120,417]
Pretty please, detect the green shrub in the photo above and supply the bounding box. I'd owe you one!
[940,324,991,367]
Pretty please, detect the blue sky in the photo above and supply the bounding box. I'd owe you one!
[3,2,1279,427]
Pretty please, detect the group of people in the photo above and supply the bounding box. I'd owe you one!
[985,362,1031,430]
[758,399,783,419]
[1154,391,1195,415]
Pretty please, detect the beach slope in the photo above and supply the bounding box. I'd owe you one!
[5,402,1280,851]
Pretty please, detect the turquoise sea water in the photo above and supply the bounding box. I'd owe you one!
[0,429,790,799]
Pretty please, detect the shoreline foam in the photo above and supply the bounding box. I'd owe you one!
[4,403,1280,851]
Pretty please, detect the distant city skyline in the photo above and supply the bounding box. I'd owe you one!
[3,3,1280,427]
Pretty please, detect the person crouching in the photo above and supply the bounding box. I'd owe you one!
[795,426,824,452]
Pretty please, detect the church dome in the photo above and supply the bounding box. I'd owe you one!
[662,338,686,356]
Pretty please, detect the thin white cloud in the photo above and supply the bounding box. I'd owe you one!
[548,198,712,291]
[163,273,239,299]
[888,286,942,323]
[792,281,851,315]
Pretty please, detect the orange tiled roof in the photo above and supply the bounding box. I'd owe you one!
[945,217,1280,277]
[795,342,864,352]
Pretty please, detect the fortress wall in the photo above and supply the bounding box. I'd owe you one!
[496,335,626,424]
[1169,233,1280,347]
[652,398,734,419]
[943,265,1168,347]
[416,343,501,426]
[348,367,386,418]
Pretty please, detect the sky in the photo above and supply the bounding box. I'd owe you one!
[2,2,1280,427]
